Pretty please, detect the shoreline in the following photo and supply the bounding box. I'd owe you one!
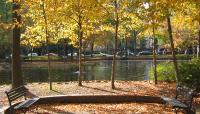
[0,56,191,63]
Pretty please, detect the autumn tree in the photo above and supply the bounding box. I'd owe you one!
[12,0,23,88]
[21,27,44,62]
[184,0,200,57]
[140,1,167,84]
[146,0,183,82]
[110,0,119,89]
[22,0,67,90]
[62,0,106,86]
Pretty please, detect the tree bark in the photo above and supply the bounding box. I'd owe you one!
[91,39,94,57]
[63,43,67,63]
[12,0,23,88]
[70,44,74,61]
[78,14,83,86]
[125,37,128,59]
[152,26,157,84]
[133,30,137,54]
[198,20,200,58]
[111,0,119,89]
[30,46,33,63]
[42,0,52,90]
[166,15,180,82]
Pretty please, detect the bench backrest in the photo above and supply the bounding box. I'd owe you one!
[5,86,27,106]
[175,85,195,109]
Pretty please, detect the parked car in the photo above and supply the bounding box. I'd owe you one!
[6,54,27,61]
[44,53,58,56]
[92,51,103,57]
[157,48,166,55]
[91,51,105,57]
[67,52,77,56]
[137,51,153,56]
[117,51,135,57]
[184,48,194,55]
[67,52,84,56]
[27,53,38,57]
[99,52,113,57]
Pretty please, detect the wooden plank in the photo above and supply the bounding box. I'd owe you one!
[37,95,163,104]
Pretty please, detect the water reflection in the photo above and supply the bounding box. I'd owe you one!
[0,60,153,84]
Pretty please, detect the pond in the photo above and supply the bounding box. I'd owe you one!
[0,60,154,84]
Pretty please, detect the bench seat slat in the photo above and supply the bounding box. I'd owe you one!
[161,96,188,108]
[14,98,39,110]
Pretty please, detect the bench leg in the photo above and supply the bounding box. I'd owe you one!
[21,109,27,114]
[174,108,178,114]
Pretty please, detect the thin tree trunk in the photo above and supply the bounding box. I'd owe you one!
[63,43,67,63]
[42,0,52,90]
[78,14,83,86]
[133,30,137,54]
[167,15,180,82]
[111,0,119,89]
[91,40,94,57]
[198,20,200,58]
[12,0,23,88]
[31,46,33,63]
[70,44,73,62]
[125,37,128,59]
[152,26,157,84]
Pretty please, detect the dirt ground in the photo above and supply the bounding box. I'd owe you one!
[1,81,200,114]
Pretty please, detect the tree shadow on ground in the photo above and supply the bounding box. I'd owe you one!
[114,88,133,93]
[51,89,65,95]
[82,85,117,94]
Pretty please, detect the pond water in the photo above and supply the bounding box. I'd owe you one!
[0,60,154,84]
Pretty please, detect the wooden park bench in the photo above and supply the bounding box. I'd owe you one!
[5,86,39,114]
[161,84,196,114]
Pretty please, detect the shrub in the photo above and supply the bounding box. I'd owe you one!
[148,61,176,82]
[179,58,200,91]
[149,58,200,91]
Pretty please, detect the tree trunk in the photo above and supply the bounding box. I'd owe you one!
[12,1,23,88]
[111,0,119,89]
[63,43,67,63]
[125,37,128,59]
[31,46,33,63]
[91,40,94,57]
[78,15,83,86]
[166,15,180,82]
[152,26,157,84]
[198,20,200,58]
[133,30,137,54]
[42,0,52,90]
[70,45,73,62]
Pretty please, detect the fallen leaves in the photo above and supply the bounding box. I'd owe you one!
[29,103,175,114]
[0,81,199,114]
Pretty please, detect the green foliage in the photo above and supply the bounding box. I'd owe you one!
[149,58,200,90]
[149,62,176,82]
[0,0,12,58]
[179,58,200,90]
